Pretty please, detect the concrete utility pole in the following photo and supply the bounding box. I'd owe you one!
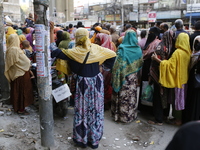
[33,0,54,147]
[0,1,10,102]
[121,0,124,26]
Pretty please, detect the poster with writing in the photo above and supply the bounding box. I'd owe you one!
[35,24,45,52]
[36,52,46,77]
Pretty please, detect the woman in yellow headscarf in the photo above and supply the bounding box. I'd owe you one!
[6,27,16,45]
[49,22,116,149]
[152,32,191,125]
[4,34,34,115]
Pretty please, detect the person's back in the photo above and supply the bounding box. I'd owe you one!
[190,21,200,50]
[166,121,200,150]
[138,30,147,50]
[109,25,119,47]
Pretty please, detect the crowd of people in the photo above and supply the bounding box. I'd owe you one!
[3,15,200,149]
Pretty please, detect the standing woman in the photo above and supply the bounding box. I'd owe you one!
[49,22,116,149]
[152,33,191,125]
[111,30,143,123]
[95,33,116,110]
[4,34,33,114]
[183,36,200,123]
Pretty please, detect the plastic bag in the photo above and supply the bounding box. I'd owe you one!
[141,81,153,106]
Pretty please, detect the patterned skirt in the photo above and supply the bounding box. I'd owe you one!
[73,73,104,149]
[111,73,138,123]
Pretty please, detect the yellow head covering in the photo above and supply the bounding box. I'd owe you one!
[159,33,191,88]
[6,27,16,44]
[4,34,30,82]
[18,34,27,43]
[62,28,116,65]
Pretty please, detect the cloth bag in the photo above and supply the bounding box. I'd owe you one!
[141,81,153,106]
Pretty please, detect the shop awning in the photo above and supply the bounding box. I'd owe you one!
[185,12,200,18]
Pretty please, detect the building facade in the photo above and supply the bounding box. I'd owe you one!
[49,0,74,24]
[80,0,190,28]
[3,0,21,24]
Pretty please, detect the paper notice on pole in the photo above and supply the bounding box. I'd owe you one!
[35,24,45,52]
[36,52,46,77]
[52,84,72,103]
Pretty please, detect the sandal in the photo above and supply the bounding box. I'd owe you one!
[165,119,182,126]
[17,110,30,115]
[147,120,163,126]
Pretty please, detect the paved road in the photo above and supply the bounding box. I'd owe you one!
[0,105,178,150]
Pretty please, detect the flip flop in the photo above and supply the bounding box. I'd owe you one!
[147,120,163,126]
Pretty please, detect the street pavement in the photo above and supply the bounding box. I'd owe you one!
[0,105,179,150]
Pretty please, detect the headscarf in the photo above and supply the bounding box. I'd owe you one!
[18,34,27,43]
[96,33,116,51]
[189,35,200,70]
[166,121,200,150]
[16,29,23,35]
[112,30,143,92]
[56,30,63,46]
[62,28,116,65]
[56,31,72,75]
[58,31,71,49]
[26,28,31,34]
[90,26,102,43]
[6,27,16,44]
[143,27,160,50]
[26,28,35,51]
[4,34,30,82]
[159,33,191,88]
[143,27,161,60]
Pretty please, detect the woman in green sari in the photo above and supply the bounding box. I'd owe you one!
[111,30,143,123]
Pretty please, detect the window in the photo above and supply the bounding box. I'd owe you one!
[3,0,8,2]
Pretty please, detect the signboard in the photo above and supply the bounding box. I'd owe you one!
[148,0,158,3]
[105,14,121,21]
[148,11,156,22]
[156,11,181,19]
[139,13,148,21]
[139,0,148,3]
[129,12,138,22]
[52,84,72,103]
[187,4,200,12]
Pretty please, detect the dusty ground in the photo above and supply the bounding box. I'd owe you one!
[0,103,178,150]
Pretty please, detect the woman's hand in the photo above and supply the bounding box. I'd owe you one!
[49,21,55,43]
[49,21,54,33]
[151,52,158,60]
[151,52,161,63]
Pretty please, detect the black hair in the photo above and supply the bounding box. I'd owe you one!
[77,21,82,27]
[195,21,200,30]
[69,24,73,28]
[22,27,27,33]
[12,25,18,30]
[125,24,132,30]
[93,22,100,27]
[163,24,169,30]
[140,30,147,38]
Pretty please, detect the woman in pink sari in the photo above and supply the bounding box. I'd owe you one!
[95,33,116,110]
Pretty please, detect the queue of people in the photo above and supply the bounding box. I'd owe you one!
[3,17,200,149]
